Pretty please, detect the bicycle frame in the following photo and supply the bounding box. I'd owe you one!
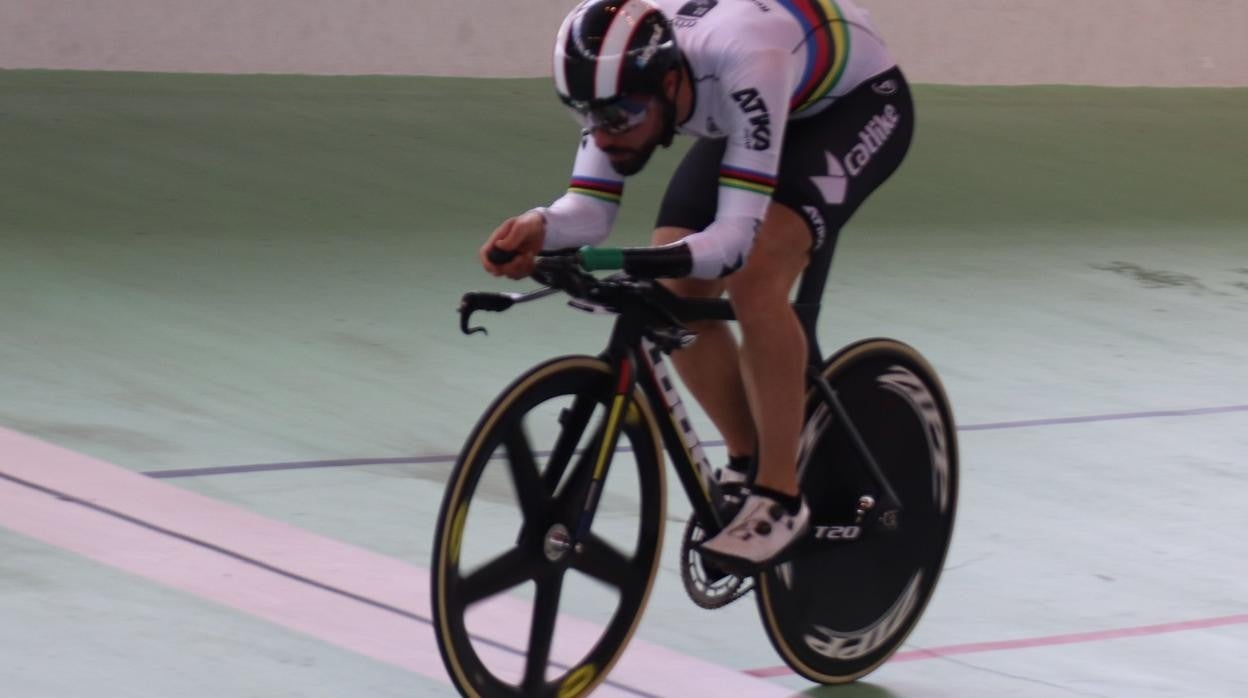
[557,292,730,540]
[439,250,956,696]
[458,265,905,544]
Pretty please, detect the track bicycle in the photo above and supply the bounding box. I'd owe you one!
[431,246,959,697]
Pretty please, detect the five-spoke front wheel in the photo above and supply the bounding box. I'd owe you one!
[431,357,665,697]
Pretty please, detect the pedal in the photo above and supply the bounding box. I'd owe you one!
[679,517,753,610]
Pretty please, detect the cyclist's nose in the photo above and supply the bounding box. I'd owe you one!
[592,129,619,150]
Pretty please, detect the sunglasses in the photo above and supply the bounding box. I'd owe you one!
[565,96,655,135]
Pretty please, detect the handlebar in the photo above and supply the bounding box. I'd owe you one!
[461,245,732,340]
[487,242,693,278]
[486,246,520,266]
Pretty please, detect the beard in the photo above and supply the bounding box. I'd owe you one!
[604,139,660,176]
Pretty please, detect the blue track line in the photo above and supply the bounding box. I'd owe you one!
[142,404,1248,480]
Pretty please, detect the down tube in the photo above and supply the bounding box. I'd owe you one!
[636,338,724,529]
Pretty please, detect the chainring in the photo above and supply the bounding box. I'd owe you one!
[679,516,754,609]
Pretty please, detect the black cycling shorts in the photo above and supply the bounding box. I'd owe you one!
[656,66,915,273]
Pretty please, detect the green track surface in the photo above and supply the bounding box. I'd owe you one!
[1,70,1246,471]
[2,70,1248,697]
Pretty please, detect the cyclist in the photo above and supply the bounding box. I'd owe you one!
[480,0,914,573]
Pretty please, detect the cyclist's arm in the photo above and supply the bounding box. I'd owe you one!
[679,48,797,279]
[537,133,625,250]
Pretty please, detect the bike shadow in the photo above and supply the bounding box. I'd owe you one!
[797,682,901,698]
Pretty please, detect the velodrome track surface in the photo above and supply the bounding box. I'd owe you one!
[2,71,1246,696]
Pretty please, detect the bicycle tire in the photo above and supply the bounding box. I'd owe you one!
[755,338,959,683]
[431,355,666,697]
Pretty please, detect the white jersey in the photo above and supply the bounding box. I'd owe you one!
[541,0,896,278]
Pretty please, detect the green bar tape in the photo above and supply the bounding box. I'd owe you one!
[578,246,625,271]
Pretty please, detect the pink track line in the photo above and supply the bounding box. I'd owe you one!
[0,427,796,698]
[745,613,1248,677]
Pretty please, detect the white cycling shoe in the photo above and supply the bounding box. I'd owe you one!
[714,464,750,518]
[699,489,810,576]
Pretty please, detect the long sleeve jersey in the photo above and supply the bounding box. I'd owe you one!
[541,0,895,278]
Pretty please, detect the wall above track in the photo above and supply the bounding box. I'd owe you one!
[3,0,1245,85]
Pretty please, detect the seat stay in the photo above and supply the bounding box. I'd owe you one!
[805,366,906,513]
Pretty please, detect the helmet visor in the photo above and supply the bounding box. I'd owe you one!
[564,95,654,135]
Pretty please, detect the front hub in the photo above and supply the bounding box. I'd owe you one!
[543,523,573,563]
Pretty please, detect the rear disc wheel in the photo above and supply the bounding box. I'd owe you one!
[756,339,959,683]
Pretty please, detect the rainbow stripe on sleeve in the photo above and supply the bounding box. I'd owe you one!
[719,165,777,197]
[568,176,624,204]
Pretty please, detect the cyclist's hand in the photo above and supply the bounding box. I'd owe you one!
[481,211,545,279]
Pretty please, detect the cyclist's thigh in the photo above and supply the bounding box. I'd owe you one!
[724,202,811,314]
[773,67,916,266]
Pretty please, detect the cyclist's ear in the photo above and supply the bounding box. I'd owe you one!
[664,63,686,98]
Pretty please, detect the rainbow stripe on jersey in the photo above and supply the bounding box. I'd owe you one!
[568,176,624,204]
[776,0,852,115]
[719,165,777,197]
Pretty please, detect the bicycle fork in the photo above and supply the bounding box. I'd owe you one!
[567,341,728,548]
[567,353,637,544]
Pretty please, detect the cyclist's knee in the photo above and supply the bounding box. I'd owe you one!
[728,279,793,328]
[726,205,811,313]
